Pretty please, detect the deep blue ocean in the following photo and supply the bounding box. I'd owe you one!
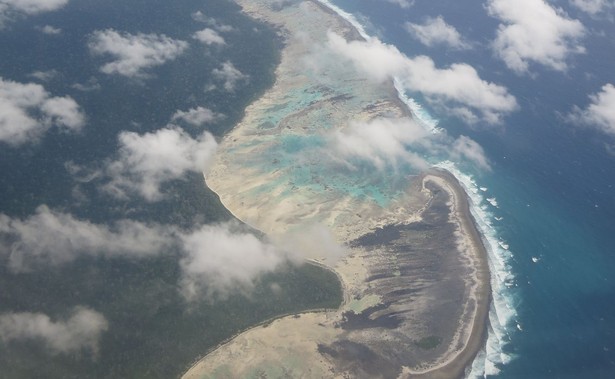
[327,0,615,377]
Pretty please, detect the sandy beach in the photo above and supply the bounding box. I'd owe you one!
[184,0,492,378]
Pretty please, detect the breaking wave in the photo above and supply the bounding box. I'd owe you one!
[436,161,519,378]
[315,0,519,376]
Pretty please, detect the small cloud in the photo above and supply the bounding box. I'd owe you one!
[384,0,414,8]
[570,0,613,15]
[487,0,586,74]
[191,11,234,32]
[171,106,222,127]
[0,77,85,146]
[1,0,69,28]
[88,29,188,78]
[0,307,108,357]
[191,10,206,21]
[405,16,471,50]
[28,69,59,81]
[451,135,491,170]
[71,77,101,92]
[329,118,431,171]
[100,126,218,201]
[38,25,62,35]
[568,83,615,136]
[1,0,69,14]
[179,223,288,300]
[273,224,346,266]
[193,28,225,45]
[41,96,85,131]
[212,61,248,92]
[0,205,173,271]
[326,116,491,173]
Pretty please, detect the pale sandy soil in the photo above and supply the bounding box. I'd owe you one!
[183,1,491,378]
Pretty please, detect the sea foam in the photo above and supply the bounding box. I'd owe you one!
[436,161,519,377]
[315,0,370,40]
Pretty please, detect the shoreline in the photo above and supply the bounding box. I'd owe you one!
[186,0,493,377]
[186,169,491,379]
[416,169,492,378]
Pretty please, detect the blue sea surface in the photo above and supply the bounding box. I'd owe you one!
[327,0,615,377]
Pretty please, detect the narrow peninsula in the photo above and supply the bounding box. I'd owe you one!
[184,0,492,378]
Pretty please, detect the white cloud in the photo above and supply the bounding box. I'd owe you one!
[171,106,221,127]
[0,0,68,28]
[2,206,334,302]
[1,0,68,14]
[405,16,470,49]
[326,117,491,172]
[568,83,615,136]
[0,207,296,300]
[0,307,108,356]
[39,25,62,34]
[88,29,188,78]
[41,96,84,129]
[273,224,346,266]
[326,32,517,124]
[0,205,173,271]
[101,126,217,201]
[329,118,431,171]
[193,28,225,45]
[212,61,248,92]
[28,69,59,81]
[451,135,491,170]
[570,0,613,15]
[191,11,234,32]
[0,77,85,145]
[487,0,586,74]
[384,0,414,8]
[71,77,101,92]
[179,223,287,300]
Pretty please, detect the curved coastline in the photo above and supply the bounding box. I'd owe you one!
[414,169,492,378]
[184,1,492,378]
[184,172,491,379]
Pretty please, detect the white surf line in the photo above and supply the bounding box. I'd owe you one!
[314,0,371,40]
[436,161,518,376]
[314,0,519,374]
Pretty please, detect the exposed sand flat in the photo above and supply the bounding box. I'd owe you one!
[182,312,341,379]
[185,1,492,378]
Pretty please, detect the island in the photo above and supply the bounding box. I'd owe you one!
[183,0,491,377]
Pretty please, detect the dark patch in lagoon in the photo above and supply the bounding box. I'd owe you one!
[340,304,403,330]
[318,340,403,379]
[350,220,437,249]
[415,336,443,350]
[316,175,486,376]
[350,225,401,247]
